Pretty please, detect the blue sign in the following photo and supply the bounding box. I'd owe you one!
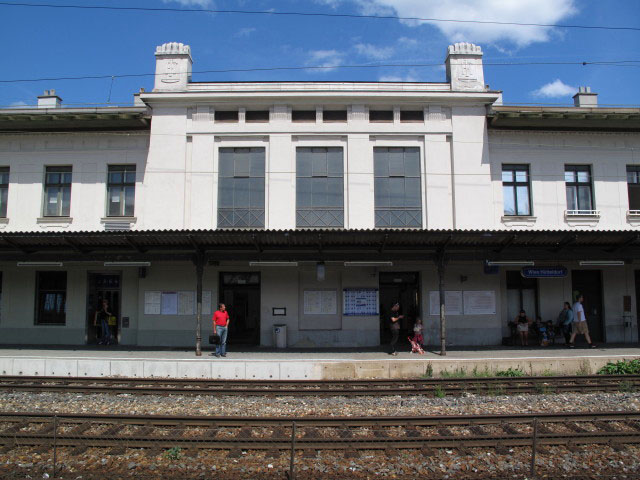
[521,267,568,278]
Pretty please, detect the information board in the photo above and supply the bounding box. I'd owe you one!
[144,291,161,315]
[428,291,463,316]
[343,288,379,316]
[303,290,337,315]
[463,290,496,315]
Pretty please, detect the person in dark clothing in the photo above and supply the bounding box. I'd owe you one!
[389,303,404,356]
[557,301,574,345]
[94,299,113,345]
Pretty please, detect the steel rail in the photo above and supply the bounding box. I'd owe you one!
[0,374,637,396]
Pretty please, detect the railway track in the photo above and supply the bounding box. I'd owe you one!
[1,411,639,454]
[0,374,638,396]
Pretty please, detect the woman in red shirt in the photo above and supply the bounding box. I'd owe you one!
[213,303,230,357]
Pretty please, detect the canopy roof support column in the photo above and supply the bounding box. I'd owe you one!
[437,253,447,356]
[193,253,205,357]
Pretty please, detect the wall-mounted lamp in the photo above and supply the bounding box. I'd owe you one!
[485,261,534,267]
[249,261,299,267]
[344,261,393,267]
[104,261,151,267]
[316,262,325,282]
[579,260,625,266]
[17,262,63,267]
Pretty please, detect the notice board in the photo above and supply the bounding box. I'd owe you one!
[343,288,379,316]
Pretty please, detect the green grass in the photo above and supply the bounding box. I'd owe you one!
[424,363,434,378]
[577,360,592,376]
[439,367,468,378]
[597,359,640,375]
[495,367,525,377]
[434,386,446,398]
[165,447,183,461]
[540,369,556,377]
[471,366,493,378]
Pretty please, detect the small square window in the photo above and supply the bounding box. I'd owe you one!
[323,110,347,122]
[400,110,424,122]
[245,110,270,122]
[292,110,316,122]
[215,110,239,123]
[369,110,394,122]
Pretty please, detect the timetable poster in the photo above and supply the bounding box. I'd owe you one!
[343,288,379,316]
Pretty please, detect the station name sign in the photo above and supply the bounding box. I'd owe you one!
[521,266,568,278]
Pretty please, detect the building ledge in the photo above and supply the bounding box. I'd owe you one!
[0,217,8,229]
[101,217,136,231]
[565,210,600,227]
[37,217,73,227]
[501,215,537,227]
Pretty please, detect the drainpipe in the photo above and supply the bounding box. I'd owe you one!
[437,253,447,356]
[194,253,205,356]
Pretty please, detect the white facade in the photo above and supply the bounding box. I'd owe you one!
[0,42,639,348]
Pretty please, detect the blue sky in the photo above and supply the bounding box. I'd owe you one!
[1,0,639,108]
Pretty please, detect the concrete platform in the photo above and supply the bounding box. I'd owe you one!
[0,345,639,380]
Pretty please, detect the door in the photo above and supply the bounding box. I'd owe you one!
[86,273,121,345]
[635,271,640,342]
[219,272,260,345]
[571,270,604,343]
[379,272,420,344]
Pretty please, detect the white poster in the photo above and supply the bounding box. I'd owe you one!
[161,292,178,315]
[202,291,212,315]
[304,290,337,315]
[463,290,496,315]
[177,291,195,316]
[144,291,161,315]
[429,291,463,316]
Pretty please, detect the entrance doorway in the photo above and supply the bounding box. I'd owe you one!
[571,270,604,343]
[635,270,640,342]
[379,272,420,344]
[219,272,260,345]
[86,273,121,345]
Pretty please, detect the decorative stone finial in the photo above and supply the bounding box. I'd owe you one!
[153,42,193,92]
[445,42,485,92]
[447,42,483,56]
[155,42,192,57]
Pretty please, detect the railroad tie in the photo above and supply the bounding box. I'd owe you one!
[437,427,455,437]
[338,428,353,439]
[625,420,640,432]
[420,446,436,457]
[384,447,398,458]
[107,447,127,455]
[405,425,420,438]
[374,426,388,438]
[0,446,15,454]
[344,448,360,459]
[500,422,519,435]
[68,423,92,435]
[303,427,320,439]
[103,424,126,437]
[265,449,281,458]
[593,421,620,433]
[69,446,88,456]
[205,427,219,438]
[608,439,628,452]
[470,425,488,436]
[236,426,253,439]
[302,448,317,458]
[270,427,286,439]
[227,448,243,458]
[1,421,29,434]
[494,442,510,455]
[564,422,588,433]
[144,448,162,458]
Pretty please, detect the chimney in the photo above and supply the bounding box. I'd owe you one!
[445,42,485,92]
[153,42,192,92]
[37,89,62,108]
[573,86,598,107]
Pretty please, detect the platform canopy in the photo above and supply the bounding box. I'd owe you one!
[1,229,639,263]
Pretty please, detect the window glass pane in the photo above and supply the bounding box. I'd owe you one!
[577,170,590,183]
[327,148,343,176]
[516,186,530,215]
[218,181,234,208]
[250,148,265,177]
[0,169,9,185]
[374,178,389,207]
[404,177,421,207]
[404,148,420,177]
[297,177,312,207]
[45,187,59,216]
[219,150,234,178]
[629,185,640,210]
[374,148,388,177]
[61,186,71,216]
[566,185,577,210]
[297,148,312,177]
[503,186,516,215]
[250,177,264,208]
[326,177,343,207]
[627,171,636,184]
[577,185,592,210]
[107,186,121,216]
[388,148,404,176]
[109,171,123,184]
[0,187,7,217]
[124,170,136,184]
[234,178,250,207]
[389,177,404,207]
[515,169,528,183]
[312,150,327,176]
[234,149,250,177]
[62,172,72,184]
[47,172,60,185]
[564,170,575,183]
[502,170,514,183]
[312,177,327,207]
[124,186,135,216]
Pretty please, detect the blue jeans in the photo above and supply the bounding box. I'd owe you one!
[216,325,228,356]
[100,318,111,344]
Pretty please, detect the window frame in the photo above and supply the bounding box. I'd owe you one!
[43,166,72,217]
[0,167,8,218]
[564,165,594,212]
[627,166,640,211]
[295,147,345,228]
[106,165,136,217]
[35,271,67,326]
[501,164,532,216]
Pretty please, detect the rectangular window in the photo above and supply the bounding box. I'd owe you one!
[374,147,422,228]
[292,110,316,122]
[400,110,424,122]
[245,110,270,123]
[296,147,344,228]
[107,165,136,217]
[215,110,239,123]
[506,271,538,323]
[323,110,347,122]
[565,165,593,211]
[36,271,67,325]
[627,166,640,211]
[43,166,72,217]
[218,147,265,228]
[0,167,8,218]
[369,110,393,122]
[501,165,531,216]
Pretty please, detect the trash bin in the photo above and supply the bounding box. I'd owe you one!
[273,324,287,349]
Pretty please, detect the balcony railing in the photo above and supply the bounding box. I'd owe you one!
[565,209,601,217]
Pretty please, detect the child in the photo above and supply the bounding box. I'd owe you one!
[412,318,424,347]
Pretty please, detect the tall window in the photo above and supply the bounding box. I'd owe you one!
[36,271,67,325]
[502,165,531,216]
[296,147,344,227]
[374,147,422,228]
[506,271,538,323]
[565,165,593,211]
[218,147,265,228]
[627,166,640,211]
[44,166,72,217]
[107,165,136,217]
[0,167,8,218]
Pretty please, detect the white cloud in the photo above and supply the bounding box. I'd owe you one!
[531,79,576,98]
[162,0,214,8]
[353,0,577,47]
[354,43,395,60]
[397,36,418,47]
[8,101,28,108]
[234,27,256,37]
[307,50,345,71]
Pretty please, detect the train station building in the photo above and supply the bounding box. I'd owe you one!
[0,42,639,351]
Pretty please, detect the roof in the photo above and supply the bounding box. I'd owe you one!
[0,106,151,133]
[488,105,640,132]
[1,228,638,263]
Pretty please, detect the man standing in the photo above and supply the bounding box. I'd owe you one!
[389,303,404,356]
[569,295,596,348]
[213,303,230,357]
